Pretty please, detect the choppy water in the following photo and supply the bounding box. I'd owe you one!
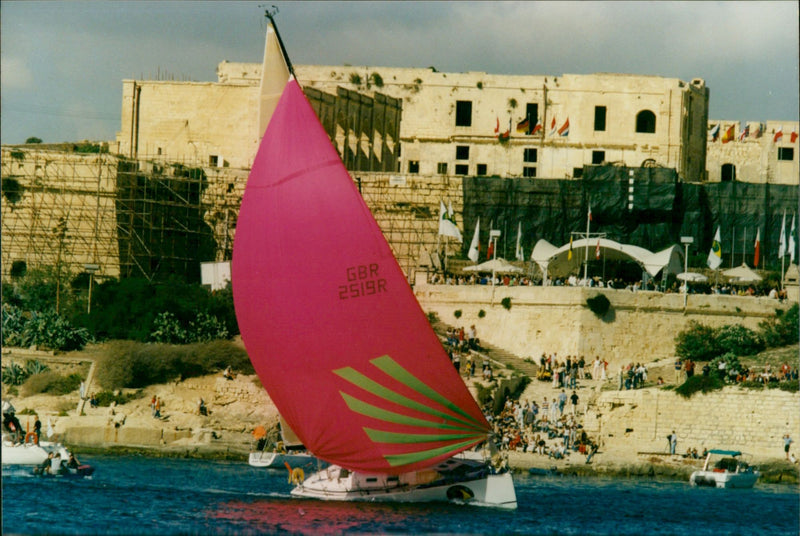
[2,455,798,535]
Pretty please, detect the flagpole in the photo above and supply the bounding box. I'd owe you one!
[742,227,747,266]
[731,227,735,268]
[583,205,590,281]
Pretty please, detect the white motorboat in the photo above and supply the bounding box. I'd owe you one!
[2,433,70,467]
[689,449,760,488]
[231,16,516,509]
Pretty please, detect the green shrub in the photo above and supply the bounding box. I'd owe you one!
[150,312,188,344]
[427,312,439,324]
[95,339,254,390]
[2,363,27,386]
[2,304,27,347]
[675,321,720,361]
[709,352,741,380]
[674,374,725,398]
[93,390,140,407]
[715,324,764,356]
[778,380,799,393]
[188,312,229,342]
[25,360,49,376]
[454,310,462,319]
[22,372,82,396]
[501,297,512,310]
[478,309,486,318]
[21,309,90,351]
[759,303,799,348]
[586,294,611,317]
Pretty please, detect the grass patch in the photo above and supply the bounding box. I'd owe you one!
[21,372,83,396]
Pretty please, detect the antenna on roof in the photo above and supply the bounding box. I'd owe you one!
[260,4,295,76]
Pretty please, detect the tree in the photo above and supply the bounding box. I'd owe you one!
[25,137,42,144]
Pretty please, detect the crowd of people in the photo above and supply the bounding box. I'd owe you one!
[675,358,798,385]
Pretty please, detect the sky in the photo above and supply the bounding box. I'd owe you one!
[1,1,798,145]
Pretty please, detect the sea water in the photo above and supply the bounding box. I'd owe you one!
[2,455,798,535]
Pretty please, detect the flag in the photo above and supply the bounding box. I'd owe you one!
[487,236,494,260]
[707,226,722,269]
[438,200,462,241]
[721,124,735,143]
[568,235,574,261]
[595,238,601,260]
[754,123,764,138]
[778,210,787,259]
[791,128,798,143]
[588,204,593,222]
[790,213,796,264]
[494,117,499,135]
[753,228,761,268]
[516,117,530,133]
[515,222,524,261]
[498,117,511,141]
[774,126,783,143]
[468,218,480,262]
[738,123,749,141]
[549,117,557,136]
[709,123,720,142]
[558,117,570,136]
[531,118,543,135]
[46,417,54,439]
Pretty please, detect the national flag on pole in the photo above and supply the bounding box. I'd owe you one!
[498,118,511,141]
[791,128,798,144]
[516,117,530,133]
[515,222,524,261]
[531,118,543,135]
[438,200,462,241]
[753,228,761,268]
[778,210,787,259]
[549,117,557,136]
[790,213,796,264]
[707,226,723,269]
[774,126,783,143]
[739,123,749,141]
[468,218,480,263]
[709,123,720,142]
[721,124,735,143]
[753,123,763,138]
[588,204,593,222]
[558,117,570,136]
[486,237,494,260]
[568,235,574,261]
[595,238,601,260]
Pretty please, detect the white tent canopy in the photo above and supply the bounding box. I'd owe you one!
[531,238,684,280]
[722,263,761,283]
[463,257,523,274]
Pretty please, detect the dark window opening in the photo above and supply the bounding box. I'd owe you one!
[437,162,448,174]
[10,260,27,279]
[408,160,419,174]
[455,100,472,127]
[636,110,656,133]
[594,106,607,131]
[523,148,537,163]
[525,103,539,125]
[455,164,469,175]
[476,163,487,176]
[721,163,736,182]
[209,155,219,167]
[778,147,794,161]
[592,151,605,165]
[456,145,470,160]
[573,167,584,178]
[523,166,537,178]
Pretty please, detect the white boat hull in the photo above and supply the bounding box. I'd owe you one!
[690,469,760,489]
[248,451,316,469]
[2,437,70,466]
[291,464,517,509]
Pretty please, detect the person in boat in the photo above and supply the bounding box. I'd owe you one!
[37,453,54,475]
[67,453,81,469]
[50,452,64,474]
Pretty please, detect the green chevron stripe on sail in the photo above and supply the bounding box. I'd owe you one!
[369,355,485,427]
[340,392,478,431]
[333,366,485,432]
[364,428,483,445]
[383,439,482,467]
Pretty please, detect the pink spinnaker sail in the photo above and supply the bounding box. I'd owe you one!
[232,80,489,474]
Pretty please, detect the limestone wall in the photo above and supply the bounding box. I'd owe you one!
[584,387,799,461]
[414,282,792,366]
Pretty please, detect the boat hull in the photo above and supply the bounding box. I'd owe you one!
[291,465,517,509]
[689,470,760,489]
[2,438,70,466]
[248,451,316,469]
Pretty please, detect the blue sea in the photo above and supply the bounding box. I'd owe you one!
[2,455,798,535]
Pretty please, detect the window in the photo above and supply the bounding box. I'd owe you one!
[635,110,656,133]
[573,167,584,178]
[408,160,419,174]
[476,164,487,176]
[778,147,794,161]
[456,145,470,160]
[592,151,605,165]
[455,100,472,127]
[437,162,448,175]
[526,103,539,126]
[157,147,162,155]
[594,106,607,131]
[455,164,469,175]
[721,163,736,182]
[209,155,219,167]
[523,148,537,163]
[523,166,537,178]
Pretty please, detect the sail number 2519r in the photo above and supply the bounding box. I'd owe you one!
[338,264,388,300]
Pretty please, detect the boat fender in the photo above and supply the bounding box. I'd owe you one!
[25,432,38,444]
[291,467,304,485]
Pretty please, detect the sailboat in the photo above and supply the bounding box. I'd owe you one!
[231,18,515,509]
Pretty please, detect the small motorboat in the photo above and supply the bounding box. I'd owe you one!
[689,449,759,488]
[2,433,70,467]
